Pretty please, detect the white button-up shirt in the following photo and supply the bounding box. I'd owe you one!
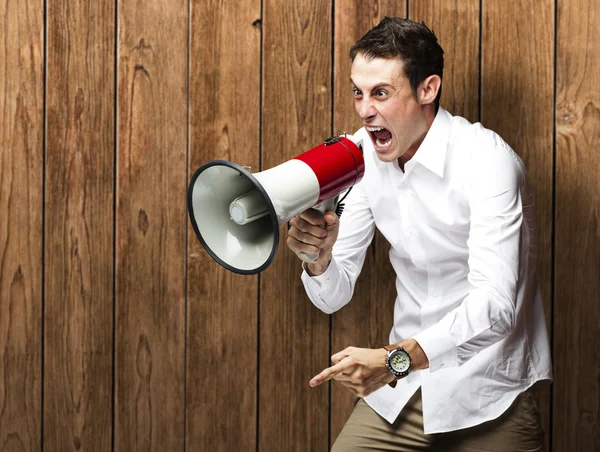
[301,107,552,434]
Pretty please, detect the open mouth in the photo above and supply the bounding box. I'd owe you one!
[366,126,393,150]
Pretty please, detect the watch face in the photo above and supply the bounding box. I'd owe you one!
[390,350,410,373]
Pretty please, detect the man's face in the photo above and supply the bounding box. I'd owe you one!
[350,53,428,164]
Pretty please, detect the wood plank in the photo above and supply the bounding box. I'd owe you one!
[331,1,407,443]
[555,0,600,449]
[115,0,187,449]
[187,0,260,450]
[0,0,43,450]
[44,1,115,449]
[259,0,333,450]
[481,0,554,446]
[410,0,479,123]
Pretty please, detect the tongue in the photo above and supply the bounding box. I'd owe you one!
[374,129,392,141]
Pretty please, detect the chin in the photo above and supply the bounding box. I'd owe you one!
[374,146,402,163]
[375,152,394,163]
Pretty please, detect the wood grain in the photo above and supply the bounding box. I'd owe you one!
[331,1,406,443]
[115,0,187,449]
[482,1,554,447]
[0,0,43,450]
[6,1,600,449]
[44,0,115,449]
[187,0,261,450]
[555,0,600,450]
[259,0,332,450]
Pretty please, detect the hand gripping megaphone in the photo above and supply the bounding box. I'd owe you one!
[187,134,365,274]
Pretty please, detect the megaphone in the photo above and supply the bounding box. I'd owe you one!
[187,135,365,274]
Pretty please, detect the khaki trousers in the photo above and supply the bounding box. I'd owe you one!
[332,389,545,452]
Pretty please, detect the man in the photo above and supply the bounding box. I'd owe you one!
[287,17,552,451]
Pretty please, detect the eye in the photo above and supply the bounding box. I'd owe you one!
[352,87,362,98]
[375,89,388,99]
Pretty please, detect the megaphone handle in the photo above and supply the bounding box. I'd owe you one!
[298,196,338,263]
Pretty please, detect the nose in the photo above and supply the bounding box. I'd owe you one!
[356,98,377,121]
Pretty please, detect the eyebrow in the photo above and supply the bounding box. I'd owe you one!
[350,78,395,91]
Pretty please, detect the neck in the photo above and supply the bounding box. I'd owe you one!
[397,105,437,169]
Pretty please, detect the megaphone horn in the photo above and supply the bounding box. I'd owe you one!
[187,135,365,274]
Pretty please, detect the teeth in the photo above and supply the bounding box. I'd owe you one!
[376,137,392,149]
[366,126,384,132]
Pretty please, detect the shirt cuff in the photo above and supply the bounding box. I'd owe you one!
[412,326,459,372]
[300,259,343,314]
[301,258,339,291]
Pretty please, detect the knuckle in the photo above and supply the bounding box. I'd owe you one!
[294,217,306,231]
[288,238,301,252]
[301,244,315,254]
[300,211,317,224]
[302,231,314,244]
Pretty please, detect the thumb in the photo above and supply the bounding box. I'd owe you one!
[324,211,339,228]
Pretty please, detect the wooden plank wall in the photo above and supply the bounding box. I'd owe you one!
[115,0,188,450]
[0,0,43,450]
[259,1,332,450]
[554,0,600,450]
[187,0,260,450]
[1,1,598,451]
[45,0,114,449]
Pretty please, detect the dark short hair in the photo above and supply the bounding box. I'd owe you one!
[350,17,444,109]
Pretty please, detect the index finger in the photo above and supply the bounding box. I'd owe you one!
[309,358,353,387]
[299,208,326,227]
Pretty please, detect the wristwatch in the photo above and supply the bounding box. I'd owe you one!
[384,344,412,388]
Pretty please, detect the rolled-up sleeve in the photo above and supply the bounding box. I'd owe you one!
[414,142,526,371]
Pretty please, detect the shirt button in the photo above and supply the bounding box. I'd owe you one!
[400,181,406,187]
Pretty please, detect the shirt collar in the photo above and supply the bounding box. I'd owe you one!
[409,107,452,178]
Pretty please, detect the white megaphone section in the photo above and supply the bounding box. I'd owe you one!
[187,135,365,274]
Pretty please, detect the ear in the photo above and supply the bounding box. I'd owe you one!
[417,74,442,106]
